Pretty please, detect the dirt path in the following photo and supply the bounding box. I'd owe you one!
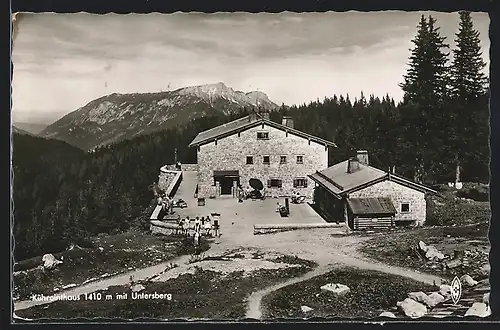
[244,253,445,319]
[13,254,193,312]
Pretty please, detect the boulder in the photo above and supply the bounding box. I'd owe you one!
[464,302,491,318]
[397,298,427,319]
[418,241,428,252]
[408,292,433,307]
[417,241,444,261]
[131,284,146,293]
[98,247,104,252]
[439,285,452,299]
[42,254,63,270]
[301,305,314,313]
[320,283,350,296]
[379,311,397,318]
[425,246,445,261]
[427,292,445,308]
[460,274,478,287]
[445,259,462,269]
[482,292,490,305]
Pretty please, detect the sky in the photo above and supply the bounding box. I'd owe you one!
[11,11,490,124]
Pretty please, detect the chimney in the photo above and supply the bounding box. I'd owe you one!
[347,157,360,173]
[356,150,369,166]
[281,116,294,129]
[249,112,258,122]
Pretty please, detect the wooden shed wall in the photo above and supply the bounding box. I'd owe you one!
[352,216,395,230]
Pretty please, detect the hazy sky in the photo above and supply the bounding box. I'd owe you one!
[12,11,490,124]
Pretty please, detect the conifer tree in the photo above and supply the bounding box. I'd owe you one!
[451,11,488,101]
[449,11,489,183]
[400,15,450,107]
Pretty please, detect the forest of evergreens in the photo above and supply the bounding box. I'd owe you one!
[12,12,489,260]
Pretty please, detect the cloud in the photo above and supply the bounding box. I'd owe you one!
[11,11,490,123]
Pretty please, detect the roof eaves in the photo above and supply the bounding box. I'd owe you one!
[389,174,438,194]
[308,173,342,199]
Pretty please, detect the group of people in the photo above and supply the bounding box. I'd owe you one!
[157,192,174,215]
[176,215,220,239]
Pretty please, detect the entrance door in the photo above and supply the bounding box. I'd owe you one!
[213,170,240,196]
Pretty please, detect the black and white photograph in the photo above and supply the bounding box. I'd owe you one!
[11,10,491,321]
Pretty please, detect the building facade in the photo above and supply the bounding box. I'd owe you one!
[189,113,337,199]
[309,150,436,229]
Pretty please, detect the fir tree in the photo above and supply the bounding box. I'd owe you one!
[451,11,488,101]
[449,11,489,182]
[399,15,450,107]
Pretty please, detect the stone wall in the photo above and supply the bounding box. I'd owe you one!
[180,163,198,171]
[349,180,427,226]
[158,170,177,192]
[197,124,329,198]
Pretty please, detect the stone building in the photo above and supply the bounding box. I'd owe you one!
[309,150,436,229]
[188,113,337,199]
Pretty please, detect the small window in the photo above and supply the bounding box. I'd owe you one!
[257,132,269,140]
[263,156,270,164]
[296,155,304,164]
[280,156,287,164]
[246,156,253,165]
[401,203,410,213]
[267,179,283,188]
[293,178,308,188]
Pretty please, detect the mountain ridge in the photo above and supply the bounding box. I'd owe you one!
[40,82,278,150]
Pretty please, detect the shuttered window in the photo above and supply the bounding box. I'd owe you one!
[268,179,282,188]
[293,178,308,188]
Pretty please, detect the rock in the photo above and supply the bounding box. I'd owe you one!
[425,246,445,261]
[130,284,146,293]
[479,263,490,277]
[460,274,478,287]
[445,259,462,269]
[453,250,465,259]
[42,254,63,270]
[427,292,445,308]
[408,292,433,307]
[439,285,452,299]
[483,292,490,305]
[397,298,427,318]
[98,247,104,252]
[418,241,428,252]
[379,311,397,318]
[301,305,313,313]
[464,302,491,317]
[320,283,350,296]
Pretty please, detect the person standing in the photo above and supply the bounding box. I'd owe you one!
[194,216,201,233]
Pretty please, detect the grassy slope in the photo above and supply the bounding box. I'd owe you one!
[13,230,210,300]
[17,256,317,320]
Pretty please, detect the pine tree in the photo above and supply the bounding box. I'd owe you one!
[449,11,489,183]
[451,11,488,101]
[400,15,451,107]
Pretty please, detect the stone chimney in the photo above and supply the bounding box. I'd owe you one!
[347,157,360,173]
[248,112,258,122]
[356,150,369,166]
[281,116,294,129]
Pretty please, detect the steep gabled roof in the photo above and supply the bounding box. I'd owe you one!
[309,160,437,198]
[188,115,337,148]
[347,198,397,216]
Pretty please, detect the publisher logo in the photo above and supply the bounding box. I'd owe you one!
[451,276,462,305]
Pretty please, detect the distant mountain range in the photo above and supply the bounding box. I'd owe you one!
[39,82,278,150]
[12,125,32,135]
[12,122,48,135]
